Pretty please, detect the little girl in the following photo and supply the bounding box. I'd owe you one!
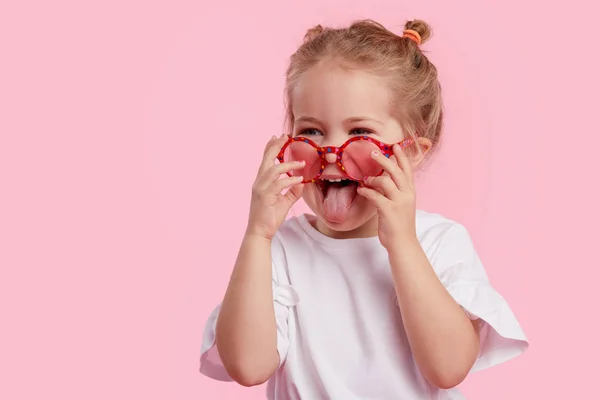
[200,19,528,399]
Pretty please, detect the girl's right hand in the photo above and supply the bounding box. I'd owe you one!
[246,134,306,240]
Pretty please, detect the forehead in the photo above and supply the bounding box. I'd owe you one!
[291,61,393,120]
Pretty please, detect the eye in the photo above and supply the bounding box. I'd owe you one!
[299,128,322,136]
[350,128,374,135]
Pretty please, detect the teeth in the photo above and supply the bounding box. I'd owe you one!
[325,178,346,182]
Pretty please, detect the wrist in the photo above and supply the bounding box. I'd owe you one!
[386,233,421,259]
[243,230,273,245]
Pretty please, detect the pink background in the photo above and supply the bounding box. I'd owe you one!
[2,1,599,399]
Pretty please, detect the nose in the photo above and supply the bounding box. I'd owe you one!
[324,153,337,164]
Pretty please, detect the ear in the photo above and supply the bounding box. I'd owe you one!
[411,137,433,168]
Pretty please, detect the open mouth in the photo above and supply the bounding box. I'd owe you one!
[315,178,359,223]
[316,178,358,196]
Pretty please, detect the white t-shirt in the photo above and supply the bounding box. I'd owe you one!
[200,211,529,399]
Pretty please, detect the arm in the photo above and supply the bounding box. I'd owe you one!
[357,144,479,389]
[214,134,305,387]
[388,235,479,389]
[215,234,279,387]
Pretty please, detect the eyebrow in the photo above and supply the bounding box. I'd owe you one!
[294,116,322,124]
[294,116,384,125]
[344,117,384,126]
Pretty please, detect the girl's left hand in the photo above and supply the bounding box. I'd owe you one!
[357,144,417,250]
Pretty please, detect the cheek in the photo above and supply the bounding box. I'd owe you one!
[301,183,319,203]
[355,195,377,214]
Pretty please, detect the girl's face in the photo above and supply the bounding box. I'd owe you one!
[290,61,407,238]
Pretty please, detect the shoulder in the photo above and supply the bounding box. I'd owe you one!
[415,209,471,244]
[270,216,308,285]
[271,216,309,254]
[277,215,307,239]
[415,210,478,268]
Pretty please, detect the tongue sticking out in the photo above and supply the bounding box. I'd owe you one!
[323,182,358,223]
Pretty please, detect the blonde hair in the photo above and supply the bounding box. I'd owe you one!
[284,19,443,159]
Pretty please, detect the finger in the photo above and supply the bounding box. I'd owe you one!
[259,135,282,164]
[393,143,414,188]
[363,175,399,200]
[263,160,305,183]
[283,182,305,206]
[270,176,304,195]
[263,135,278,152]
[357,186,390,209]
[258,134,290,175]
[370,149,409,191]
[261,133,288,165]
[273,159,305,175]
[255,160,305,194]
[256,135,279,177]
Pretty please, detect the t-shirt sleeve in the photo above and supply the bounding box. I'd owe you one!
[432,224,529,373]
[199,237,299,381]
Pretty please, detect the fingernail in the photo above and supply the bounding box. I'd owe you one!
[371,150,379,157]
[297,160,306,164]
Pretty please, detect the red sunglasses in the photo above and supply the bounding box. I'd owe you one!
[276,135,414,183]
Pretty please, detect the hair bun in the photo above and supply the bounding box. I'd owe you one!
[404,20,432,44]
[304,24,324,43]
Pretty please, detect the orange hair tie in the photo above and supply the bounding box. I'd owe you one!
[402,29,421,45]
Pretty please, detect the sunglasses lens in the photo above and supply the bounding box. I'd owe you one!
[342,140,383,180]
[283,141,322,181]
